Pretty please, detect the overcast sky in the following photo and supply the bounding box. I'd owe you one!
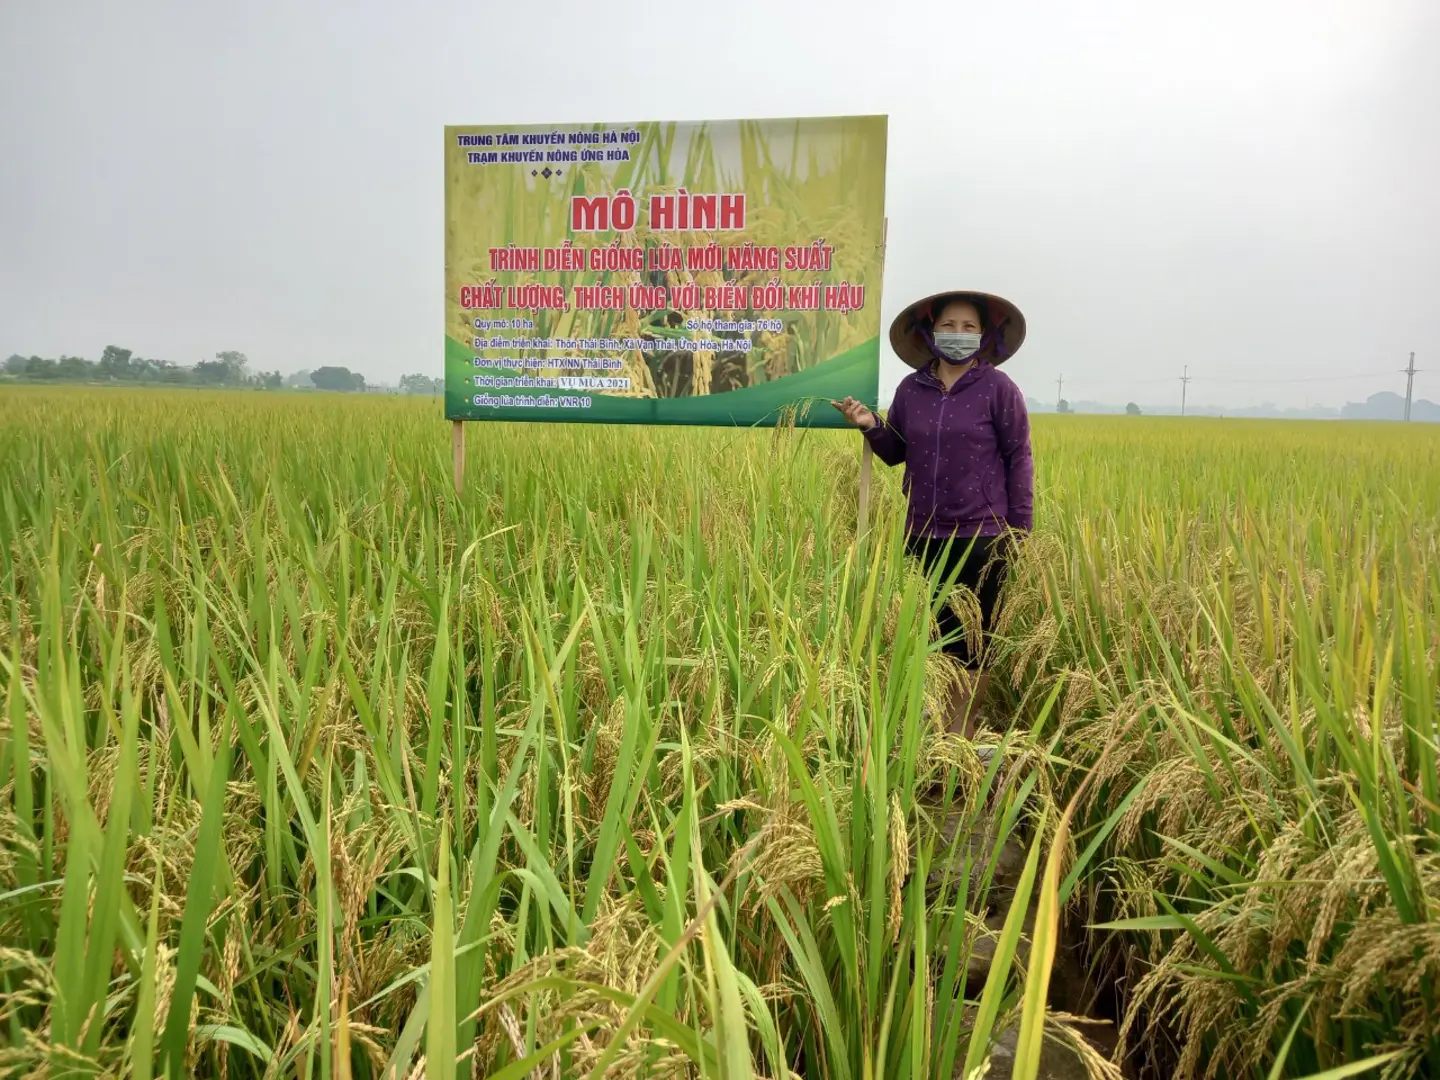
[2,0,1437,409]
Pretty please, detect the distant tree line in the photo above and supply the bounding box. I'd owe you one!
[2,347,284,388]
[3,348,446,396]
[399,374,445,395]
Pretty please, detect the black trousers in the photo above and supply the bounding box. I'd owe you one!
[904,532,1011,669]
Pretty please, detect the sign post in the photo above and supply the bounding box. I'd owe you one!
[856,214,889,547]
[451,419,465,496]
[858,440,874,543]
[445,115,886,429]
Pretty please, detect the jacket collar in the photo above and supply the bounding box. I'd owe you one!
[914,360,988,394]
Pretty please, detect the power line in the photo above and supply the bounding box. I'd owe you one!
[1033,369,1408,390]
[1016,364,1436,405]
[1188,369,1403,385]
[1180,365,1190,417]
[1056,373,1064,410]
[1050,374,1179,386]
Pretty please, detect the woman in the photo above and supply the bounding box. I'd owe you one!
[833,290,1033,737]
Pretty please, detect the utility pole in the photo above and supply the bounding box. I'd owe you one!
[1056,373,1064,411]
[1180,364,1190,417]
[1403,352,1417,421]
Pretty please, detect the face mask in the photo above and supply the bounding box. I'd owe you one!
[933,331,983,362]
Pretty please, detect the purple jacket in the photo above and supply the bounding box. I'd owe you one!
[863,361,1034,537]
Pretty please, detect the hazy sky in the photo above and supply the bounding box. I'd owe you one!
[2,0,1437,409]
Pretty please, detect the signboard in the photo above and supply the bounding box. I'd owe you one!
[444,115,887,427]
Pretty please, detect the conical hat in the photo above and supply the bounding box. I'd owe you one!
[889,290,1026,369]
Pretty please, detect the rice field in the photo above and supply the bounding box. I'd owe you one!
[1,384,1438,1080]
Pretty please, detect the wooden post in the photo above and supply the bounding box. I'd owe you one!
[857,215,886,545]
[857,439,874,544]
[451,420,465,496]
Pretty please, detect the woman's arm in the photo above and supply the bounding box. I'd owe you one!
[993,376,1033,532]
[862,389,907,467]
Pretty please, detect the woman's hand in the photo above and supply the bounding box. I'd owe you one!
[831,397,877,431]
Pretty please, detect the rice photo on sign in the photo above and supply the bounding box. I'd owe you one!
[444,114,887,427]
